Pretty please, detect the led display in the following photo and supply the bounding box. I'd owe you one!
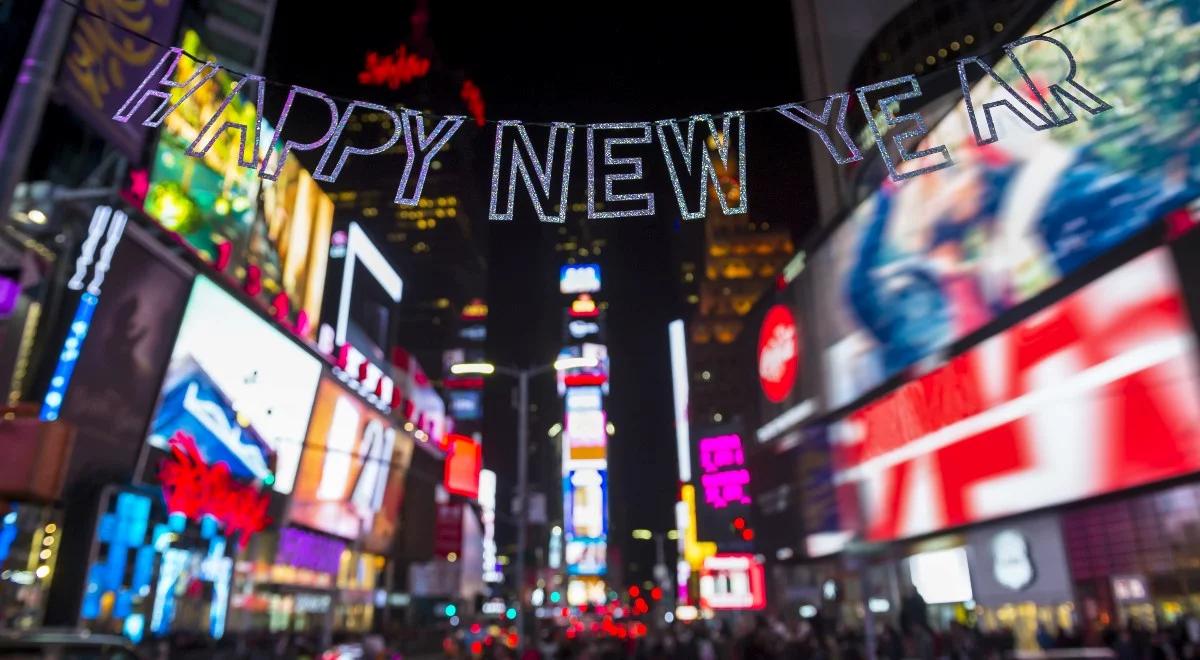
[833,248,1200,541]
[147,276,322,493]
[290,378,412,551]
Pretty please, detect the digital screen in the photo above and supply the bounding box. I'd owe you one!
[144,30,265,264]
[565,469,607,540]
[833,248,1200,541]
[443,435,482,499]
[565,386,603,412]
[147,276,322,493]
[276,527,347,576]
[258,155,334,335]
[560,264,601,294]
[448,390,482,421]
[565,540,607,576]
[810,0,1200,410]
[61,231,191,492]
[908,548,973,605]
[290,378,412,550]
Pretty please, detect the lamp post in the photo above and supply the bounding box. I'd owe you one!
[450,356,598,653]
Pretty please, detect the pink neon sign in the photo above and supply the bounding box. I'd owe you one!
[697,434,751,510]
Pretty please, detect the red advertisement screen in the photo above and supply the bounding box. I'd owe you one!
[833,248,1200,542]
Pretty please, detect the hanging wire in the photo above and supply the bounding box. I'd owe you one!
[58,0,1128,128]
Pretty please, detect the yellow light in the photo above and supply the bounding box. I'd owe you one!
[42,537,54,547]
[667,530,679,541]
[570,295,598,315]
[462,300,489,318]
[35,565,49,579]
[39,549,51,560]
[631,529,653,540]
[44,524,56,534]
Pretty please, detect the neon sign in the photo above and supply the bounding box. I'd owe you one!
[569,294,599,317]
[697,434,751,510]
[461,80,485,127]
[41,206,128,421]
[158,431,271,549]
[358,45,431,90]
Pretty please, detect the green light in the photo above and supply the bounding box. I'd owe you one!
[264,473,275,486]
[506,607,517,620]
[444,604,457,617]
[549,592,561,604]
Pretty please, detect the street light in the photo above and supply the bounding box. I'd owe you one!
[449,362,496,375]
[452,355,598,654]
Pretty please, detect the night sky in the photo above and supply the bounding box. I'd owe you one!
[267,1,813,583]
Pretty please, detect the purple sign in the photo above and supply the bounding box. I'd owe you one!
[0,276,19,317]
[276,527,346,576]
[57,0,185,161]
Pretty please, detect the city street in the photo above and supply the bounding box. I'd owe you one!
[0,0,1196,658]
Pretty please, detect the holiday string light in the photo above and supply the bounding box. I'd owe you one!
[489,121,575,223]
[585,123,655,220]
[259,85,340,181]
[104,0,1122,222]
[776,93,862,165]
[395,110,465,206]
[856,75,955,182]
[655,113,748,220]
[315,101,403,183]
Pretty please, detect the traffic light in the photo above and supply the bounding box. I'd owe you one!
[628,585,640,599]
[650,587,662,601]
[444,603,458,617]
[733,517,746,530]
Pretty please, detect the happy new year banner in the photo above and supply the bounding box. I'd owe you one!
[105,5,1121,224]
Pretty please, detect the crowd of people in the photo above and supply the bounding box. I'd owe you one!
[435,613,1200,660]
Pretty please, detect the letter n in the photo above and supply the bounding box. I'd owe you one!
[489,121,574,223]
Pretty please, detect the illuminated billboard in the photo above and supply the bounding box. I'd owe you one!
[809,0,1200,410]
[833,248,1200,542]
[443,434,482,499]
[560,264,601,294]
[699,554,765,611]
[565,469,607,540]
[565,540,607,576]
[147,276,322,494]
[258,155,334,334]
[564,406,606,468]
[143,30,264,263]
[290,378,413,551]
